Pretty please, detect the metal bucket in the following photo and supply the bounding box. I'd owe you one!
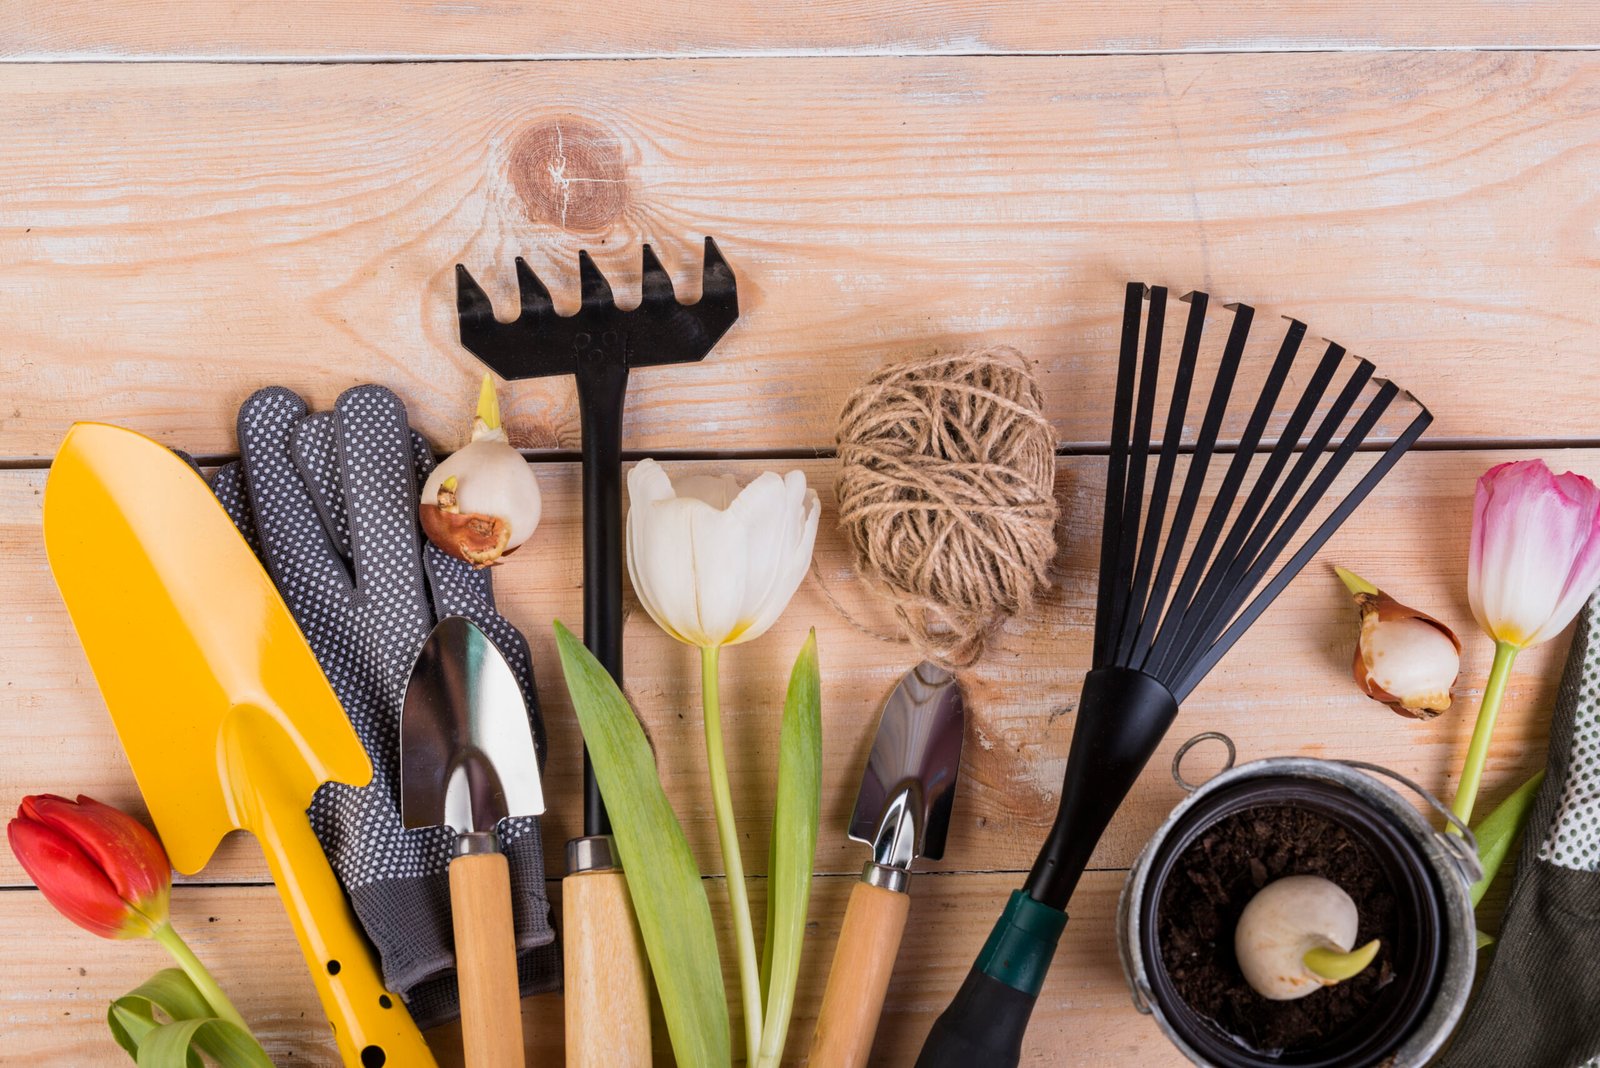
[1118,733,1482,1068]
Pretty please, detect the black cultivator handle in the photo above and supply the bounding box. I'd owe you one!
[917,667,1178,1067]
[453,237,739,837]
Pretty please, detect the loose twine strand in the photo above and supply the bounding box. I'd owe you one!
[835,347,1060,668]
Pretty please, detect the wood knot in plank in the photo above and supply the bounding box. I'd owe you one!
[509,118,629,233]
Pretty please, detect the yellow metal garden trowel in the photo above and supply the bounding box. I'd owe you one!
[43,422,438,1068]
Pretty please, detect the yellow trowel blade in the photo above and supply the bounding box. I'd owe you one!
[42,422,370,873]
[45,423,435,1066]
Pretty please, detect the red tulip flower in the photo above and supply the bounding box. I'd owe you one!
[8,794,248,1032]
[8,794,171,939]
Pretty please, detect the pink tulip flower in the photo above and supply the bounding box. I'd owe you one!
[1468,460,1600,649]
[1454,460,1600,826]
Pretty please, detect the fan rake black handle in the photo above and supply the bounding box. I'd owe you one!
[915,892,1066,1067]
[917,667,1177,1067]
[1026,667,1178,906]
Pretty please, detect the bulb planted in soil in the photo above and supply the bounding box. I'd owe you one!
[1156,804,1398,1055]
[1234,875,1381,1001]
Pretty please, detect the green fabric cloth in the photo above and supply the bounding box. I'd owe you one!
[1440,592,1600,1068]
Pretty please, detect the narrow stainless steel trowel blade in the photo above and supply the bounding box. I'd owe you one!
[400,616,544,835]
[848,660,965,861]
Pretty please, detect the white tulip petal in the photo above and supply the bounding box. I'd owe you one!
[727,472,793,624]
[628,458,678,506]
[729,485,821,646]
[630,494,710,645]
[685,499,750,645]
[675,472,742,509]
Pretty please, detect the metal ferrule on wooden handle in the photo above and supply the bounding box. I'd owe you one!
[449,848,526,1068]
[809,865,913,1068]
[564,837,651,1067]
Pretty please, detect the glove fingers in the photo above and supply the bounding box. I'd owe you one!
[332,386,431,608]
[409,429,435,481]
[208,462,262,557]
[290,412,353,560]
[236,387,354,601]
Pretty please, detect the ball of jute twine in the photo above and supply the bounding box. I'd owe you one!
[835,347,1060,669]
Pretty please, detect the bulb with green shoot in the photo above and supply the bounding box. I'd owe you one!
[1234,875,1381,1001]
[420,374,542,567]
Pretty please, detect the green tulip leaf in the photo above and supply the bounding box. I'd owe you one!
[107,968,273,1068]
[1476,928,1496,950]
[757,630,822,1068]
[554,620,731,1067]
[1470,769,1546,907]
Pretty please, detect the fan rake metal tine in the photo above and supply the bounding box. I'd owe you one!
[1163,334,1343,675]
[1146,312,1303,678]
[1174,399,1433,699]
[1094,282,1146,665]
[1177,352,1372,643]
[1107,285,1167,660]
[1130,298,1252,671]
[1169,376,1401,694]
[1118,290,1208,668]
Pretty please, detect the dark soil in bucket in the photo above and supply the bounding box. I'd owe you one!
[1156,803,1399,1056]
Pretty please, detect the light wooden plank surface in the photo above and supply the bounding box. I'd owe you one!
[5,1,1600,61]
[5,53,1600,459]
[2,447,1561,889]
[3,16,1593,1066]
[0,870,1174,1067]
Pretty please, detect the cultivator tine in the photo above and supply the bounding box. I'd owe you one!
[455,264,498,331]
[514,257,555,322]
[640,244,675,304]
[578,250,616,310]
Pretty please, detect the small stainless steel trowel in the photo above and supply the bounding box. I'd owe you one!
[809,661,965,1068]
[401,616,543,1068]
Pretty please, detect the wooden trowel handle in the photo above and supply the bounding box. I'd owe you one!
[809,880,912,1068]
[449,851,526,1068]
[251,779,438,1067]
[563,867,651,1066]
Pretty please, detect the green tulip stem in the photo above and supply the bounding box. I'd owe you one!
[151,922,250,1032]
[1451,640,1521,831]
[701,644,763,1066]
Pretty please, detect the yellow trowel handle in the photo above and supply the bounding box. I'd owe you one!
[254,785,438,1067]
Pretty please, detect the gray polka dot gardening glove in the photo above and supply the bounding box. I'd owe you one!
[1440,590,1600,1068]
[209,385,559,1030]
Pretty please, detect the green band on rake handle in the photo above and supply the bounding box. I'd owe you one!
[976,891,1068,995]
[914,893,1067,1068]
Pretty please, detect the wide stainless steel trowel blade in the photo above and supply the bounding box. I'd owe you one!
[848,660,965,864]
[400,616,544,835]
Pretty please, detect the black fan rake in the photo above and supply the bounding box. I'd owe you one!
[917,283,1432,1067]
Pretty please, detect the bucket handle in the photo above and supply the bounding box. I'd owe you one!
[1335,760,1485,886]
[1170,737,1485,886]
[1171,731,1237,793]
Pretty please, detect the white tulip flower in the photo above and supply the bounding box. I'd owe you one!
[626,459,821,649]
[624,457,821,1063]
